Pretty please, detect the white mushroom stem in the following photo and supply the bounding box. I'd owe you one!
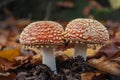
[74,43,87,61]
[40,47,57,73]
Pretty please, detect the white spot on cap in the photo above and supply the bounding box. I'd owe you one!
[19,21,64,47]
[65,18,109,44]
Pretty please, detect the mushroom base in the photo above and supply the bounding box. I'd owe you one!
[40,47,57,73]
[74,43,87,61]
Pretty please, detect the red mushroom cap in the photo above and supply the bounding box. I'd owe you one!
[65,19,109,44]
[19,21,64,47]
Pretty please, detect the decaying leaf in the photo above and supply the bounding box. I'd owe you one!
[7,54,42,71]
[0,48,20,62]
[31,54,42,64]
[0,73,16,80]
[111,57,120,64]
[0,58,13,72]
[87,48,101,58]
[115,32,120,44]
[88,56,120,76]
[98,40,120,57]
[64,48,74,57]
[81,71,106,80]
[0,34,7,46]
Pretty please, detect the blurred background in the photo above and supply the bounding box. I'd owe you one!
[0,0,120,36]
[0,0,120,60]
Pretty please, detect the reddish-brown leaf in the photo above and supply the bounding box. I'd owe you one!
[88,56,120,76]
[98,40,120,57]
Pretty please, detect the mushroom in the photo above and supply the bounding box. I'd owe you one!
[19,21,64,73]
[64,18,109,60]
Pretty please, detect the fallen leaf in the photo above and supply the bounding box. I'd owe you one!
[81,71,106,80]
[0,48,20,62]
[88,56,120,76]
[81,72,94,80]
[0,58,13,72]
[87,48,97,57]
[106,20,119,38]
[0,73,16,80]
[111,55,120,64]
[98,40,120,57]
[7,54,42,71]
[0,34,7,46]
[115,32,120,44]
[64,48,74,57]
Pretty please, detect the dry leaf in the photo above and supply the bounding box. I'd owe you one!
[31,54,42,64]
[64,48,74,57]
[0,73,16,80]
[87,48,97,58]
[88,56,120,76]
[111,57,120,63]
[7,54,42,71]
[81,72,95,80]
[0,34,7,45]
[115,32,120,43]
[81,71,105,80]
[98,40,120,57]
[0,48,20,62]
[0,58,13,72]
